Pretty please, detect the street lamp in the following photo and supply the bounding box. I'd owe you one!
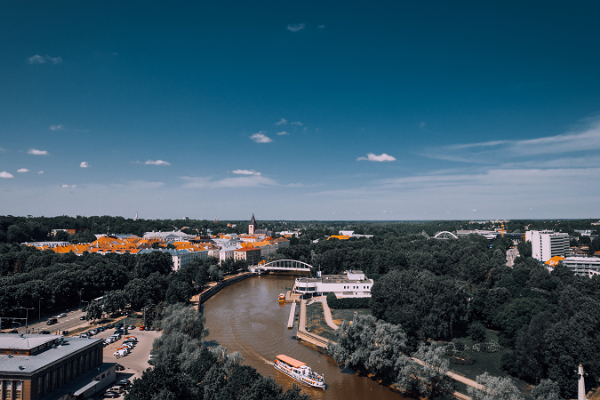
[38,298,43,322]
[19,307,34,331]
[79,288,84,308]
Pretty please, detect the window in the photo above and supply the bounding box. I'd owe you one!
[6,381,12,399]
[38,377,42,396]
[15,382,22,400]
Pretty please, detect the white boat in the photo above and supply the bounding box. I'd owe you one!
[274,354,326,389]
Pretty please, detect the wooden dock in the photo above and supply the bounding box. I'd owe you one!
[287,301,297,329]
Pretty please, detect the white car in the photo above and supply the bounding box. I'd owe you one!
[113,349,128,358]
[57,313,67,318]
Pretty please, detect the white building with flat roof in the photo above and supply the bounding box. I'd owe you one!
[526,230,570,262]
[561,256,600,277]
[293,270,373,298]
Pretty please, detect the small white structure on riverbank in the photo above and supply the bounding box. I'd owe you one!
[293,270,373,298]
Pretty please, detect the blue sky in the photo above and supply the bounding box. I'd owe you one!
[1,1,599,220]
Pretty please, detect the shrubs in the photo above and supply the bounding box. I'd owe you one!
[326,292,370,309]
[469,322,487,343]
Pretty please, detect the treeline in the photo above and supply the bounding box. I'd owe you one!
[0,243,245,323]
[126,303,310,400]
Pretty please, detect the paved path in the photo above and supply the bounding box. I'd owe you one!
[316,296,339,330]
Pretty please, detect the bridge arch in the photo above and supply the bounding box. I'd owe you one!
[433,231,459,239]
[261,259,313,270]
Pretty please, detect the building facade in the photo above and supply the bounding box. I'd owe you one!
[561,256,600,277]
[233,247,261,266]
[293,270,374,298]
[526,230,570,262]
[0,335,104,400]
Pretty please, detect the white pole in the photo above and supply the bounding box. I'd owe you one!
[579,364,586,400]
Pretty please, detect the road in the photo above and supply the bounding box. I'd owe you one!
[3,308,89,334]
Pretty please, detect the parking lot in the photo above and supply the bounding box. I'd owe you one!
[92,327,160,398]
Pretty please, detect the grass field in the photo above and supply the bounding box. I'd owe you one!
[305,302,339,342]
[330,308,371,326]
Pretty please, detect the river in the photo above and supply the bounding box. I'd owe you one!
[203,274,408,400]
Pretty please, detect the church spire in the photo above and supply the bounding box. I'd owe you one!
[249,213,257,235]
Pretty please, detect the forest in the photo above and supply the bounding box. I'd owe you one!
[279,232,600,398]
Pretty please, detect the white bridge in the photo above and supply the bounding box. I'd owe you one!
[433,231,459,239]
[249,259,313,273]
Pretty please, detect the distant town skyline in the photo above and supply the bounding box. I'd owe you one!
[1,1,599,220]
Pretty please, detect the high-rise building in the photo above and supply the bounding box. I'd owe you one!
[525,230,570,262]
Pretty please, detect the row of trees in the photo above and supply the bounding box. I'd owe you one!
[125,303,311,400]
[328,314,539,400]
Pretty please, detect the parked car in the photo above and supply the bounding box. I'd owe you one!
[122,342,134,349]
[111,385,124,394]
[79,333,88,338]
[115,329,128,335]
[113,349,128,358]
[115,364,125,371]
[110,333,121,340]
[127,325,135,330]
[103,391,119,398]
[106,323,113,329]
[114,323,123,330]
[79,316,86,320]
[57,313,67,318]
[116,378,130,387]
[88,329,97,336]
[96,326,104,332]
[46,318,57,325]
[39,330,50,334]
[139,326,145,331]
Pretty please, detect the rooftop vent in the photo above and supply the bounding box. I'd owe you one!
[18,366,25,370]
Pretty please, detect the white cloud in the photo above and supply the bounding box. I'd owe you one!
[28,55,46,64]
[28,55,62,64]
[357,153,396,162]
[50,124,63,131]
[28,149,49,155]
[144,160,171,166]
[232,169,261,176]
[291,121,303,126]
[250,132,272,143]
[38,170,44,174]
[17,168,29,173]
[80,162,89,168]
[287,24,305,32]
[0,171,14,178]
[181,175,277,189]
[275,118,288,126]
[277,131,289,135]
[62,184,76,188]
[425,119,600,163]
[47,56,62,64]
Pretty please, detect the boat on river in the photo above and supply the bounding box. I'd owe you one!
[278,293,286,302]
[274,354,326,389]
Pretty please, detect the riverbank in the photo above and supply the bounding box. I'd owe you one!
[192,271,257,307]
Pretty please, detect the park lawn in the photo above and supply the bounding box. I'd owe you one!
[330,308,371,326]
[442,329,533,400]
[305,302,339,342]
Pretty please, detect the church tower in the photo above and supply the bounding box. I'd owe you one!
[249,213,257,235]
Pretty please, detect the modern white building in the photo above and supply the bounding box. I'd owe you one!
[561,256,600,277]
[293,270,373,298]
[526,230,570,262]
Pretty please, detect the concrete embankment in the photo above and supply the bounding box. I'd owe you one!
[196,272,257,305]
[287,301,296,329]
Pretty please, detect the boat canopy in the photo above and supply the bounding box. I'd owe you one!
[276,354,306,368]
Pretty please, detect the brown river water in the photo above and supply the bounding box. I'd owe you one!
[203,274,409,400]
